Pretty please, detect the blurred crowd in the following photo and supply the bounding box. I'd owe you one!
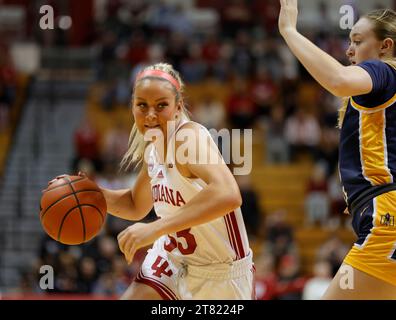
[3,0,389,299]
[19,223,147,296]
[85,0,346,175]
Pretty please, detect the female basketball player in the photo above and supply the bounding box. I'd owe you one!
[279,0,396,299]
[98,63,254,300]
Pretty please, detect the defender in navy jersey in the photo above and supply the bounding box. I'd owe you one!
[339,59,396,204]
[279,0,396,299]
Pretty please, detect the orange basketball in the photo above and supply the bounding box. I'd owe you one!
[40,175,107,245]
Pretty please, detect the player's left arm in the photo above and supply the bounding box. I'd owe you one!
[118,123,242,263]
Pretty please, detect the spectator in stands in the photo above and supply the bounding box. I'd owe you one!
[92,272,117,296]
[180,41,208,83]
[96,31,118,81]
[315,127,339,177]
[101,121,130,165]
[101,0,127,37]
[202,31,222,69]
[235,174,264,239]
[0,82,11,133]
[276,254,306,300]
[168,3,193,37]
[193,94,226,130]
[255,38,285,82]
[92,257,131,297]
[54,272,78,294]
[166,32,189,71]
[92,253,143,297]
[53,252,79,294]
[226,77,257,129]
[221,0,252,38]
[255,252,278,300]
[230,30,254,78]
[0,47,17,103]
[210,40,233,81]
[276,44,299,83]
[77,257,98,293]
[101,77,131,111]
[112,255,133,287]
[280,80,298,115]
[0,47,17,132]
[285,108,321,162]
[252,0,279,35]
[129,43,165,86]
[304,162,330,228]
[319,90,340,128]
[116,78,132,107]
[73,117,102,173]
[123,31,149,67]
[317,235,349,277]
[265,103,289,163]
[75,158,96,181]
[38,234,67,270]
[265,209,297,265]
[302,259,332,300]
[95,161,126,191]
[251,65,279,120]
[94,235,119,275]
[328,169,350,229]
[145,0,175,35]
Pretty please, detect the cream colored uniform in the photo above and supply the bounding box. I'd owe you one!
[135,121,254,300]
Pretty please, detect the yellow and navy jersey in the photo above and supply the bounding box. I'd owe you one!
[339,60,396,205]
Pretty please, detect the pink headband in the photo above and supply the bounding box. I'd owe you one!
[136,69,181,91]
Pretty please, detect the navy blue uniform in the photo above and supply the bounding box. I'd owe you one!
[340,60,396,285]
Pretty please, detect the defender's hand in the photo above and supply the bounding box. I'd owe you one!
[279,0,299,36]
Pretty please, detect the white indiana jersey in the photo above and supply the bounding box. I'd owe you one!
[147,120,250,266]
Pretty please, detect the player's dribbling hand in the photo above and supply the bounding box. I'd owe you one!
[278,0,298,36]
[117,223,158,264]
[44,174,69,192]
[45,172,87,191]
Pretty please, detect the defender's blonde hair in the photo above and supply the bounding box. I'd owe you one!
[338,9,396,128]
[121,63,189,170]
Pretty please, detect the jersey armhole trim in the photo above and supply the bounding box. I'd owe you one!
[350,92,396,112]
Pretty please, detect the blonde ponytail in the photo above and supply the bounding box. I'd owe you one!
[384,58,396,70]
[120,121,146,170]
[337,97,349,129]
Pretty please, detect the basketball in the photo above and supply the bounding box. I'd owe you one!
[40,175,107,245]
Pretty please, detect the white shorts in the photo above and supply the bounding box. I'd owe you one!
[135,246,255,300]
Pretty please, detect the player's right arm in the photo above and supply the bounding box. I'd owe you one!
[101,163,153,221]
[278,0,373,97]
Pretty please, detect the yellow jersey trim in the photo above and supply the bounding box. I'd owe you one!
[359,110,393,185]
[351,92,396,112]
